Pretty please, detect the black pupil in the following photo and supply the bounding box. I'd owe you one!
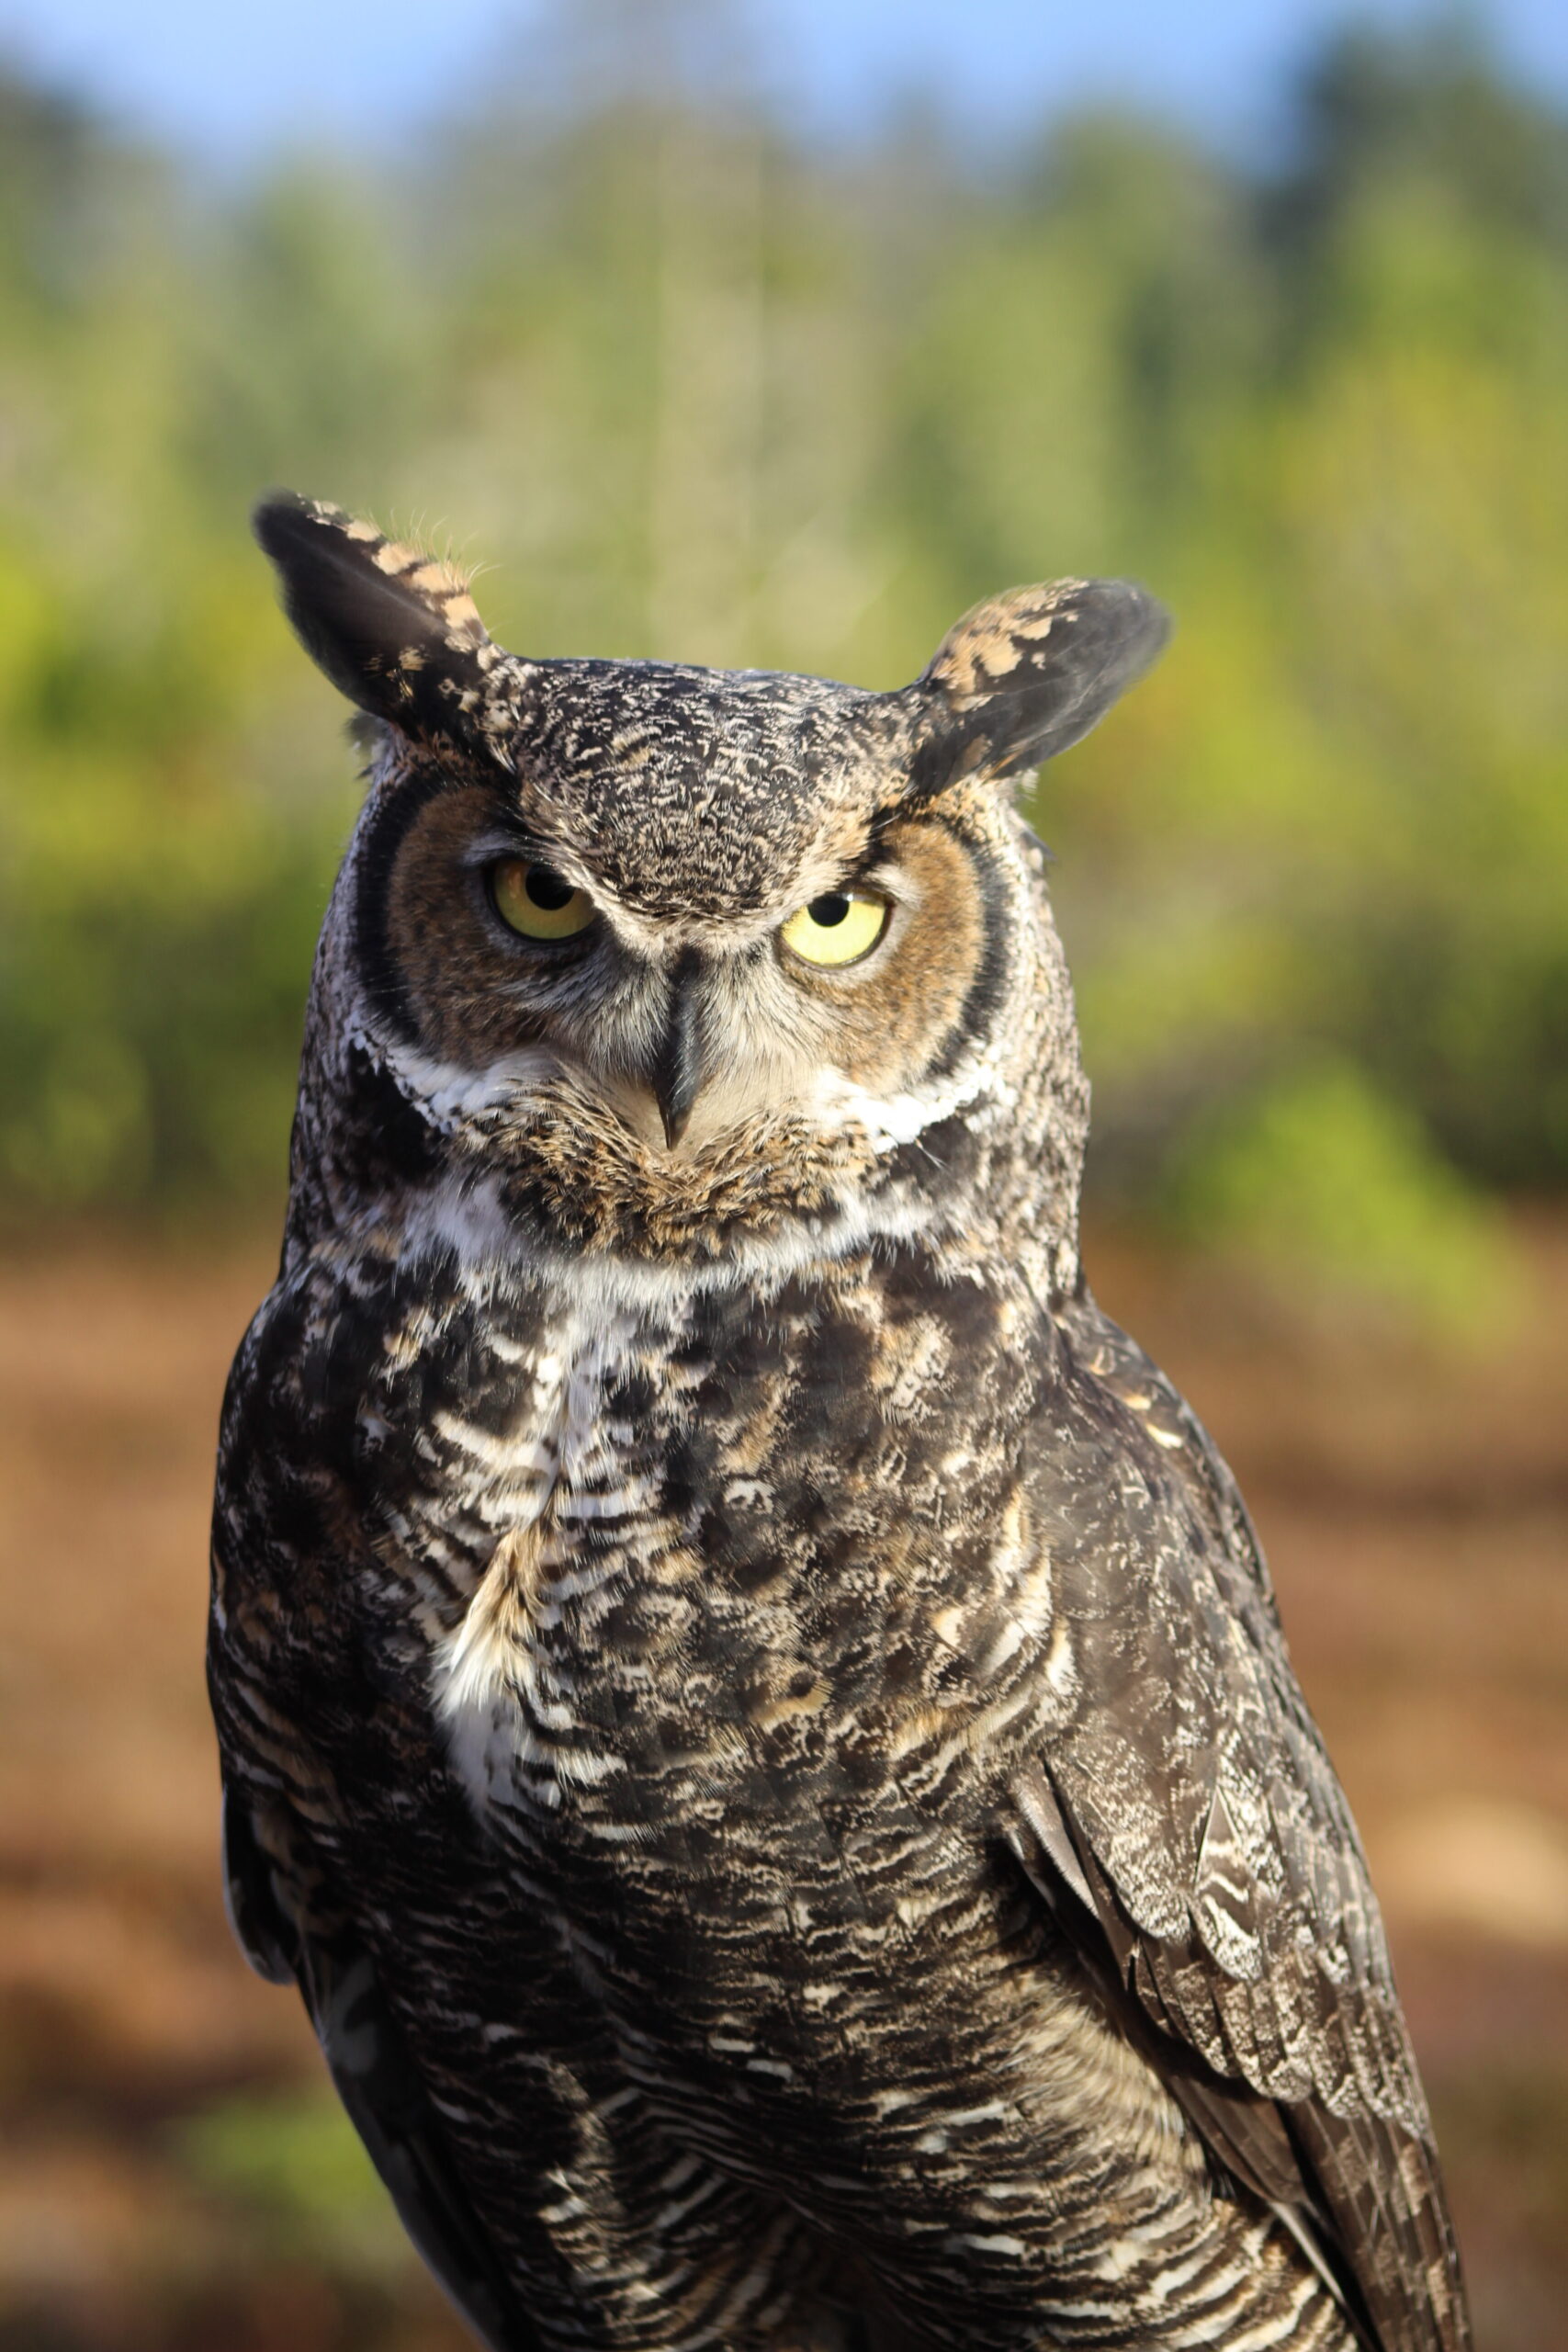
[807,893,851,927]
[525,867,575,911]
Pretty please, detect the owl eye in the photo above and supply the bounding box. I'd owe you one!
[780,889,890,969]
[490,859,597,942]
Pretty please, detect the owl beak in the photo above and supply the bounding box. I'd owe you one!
[651,950,705,1149]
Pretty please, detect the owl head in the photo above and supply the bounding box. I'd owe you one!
[259,494,1167,1281]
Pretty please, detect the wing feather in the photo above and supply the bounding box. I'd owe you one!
[220,1784,539,2352]
[1007,1295,1471,2352]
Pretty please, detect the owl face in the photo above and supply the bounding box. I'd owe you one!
[259,494,1167,1233]
[368,736,1002,1154]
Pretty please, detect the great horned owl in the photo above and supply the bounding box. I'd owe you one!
[209,492,1470,2352]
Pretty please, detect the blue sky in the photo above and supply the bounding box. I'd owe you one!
[0,0,1563,164]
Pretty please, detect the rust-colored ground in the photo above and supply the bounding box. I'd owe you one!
[1,1228,1564,2352]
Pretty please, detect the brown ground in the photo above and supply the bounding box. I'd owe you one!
[0,1225,1564,2352]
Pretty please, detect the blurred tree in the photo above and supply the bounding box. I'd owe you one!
[0,14,1562,1309]
[1272,16,1568,266]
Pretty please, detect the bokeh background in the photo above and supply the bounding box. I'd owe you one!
[1,0,1566,2345]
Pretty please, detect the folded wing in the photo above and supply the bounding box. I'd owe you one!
[220,1787,539,2352]
[1006,1297,1470,2352]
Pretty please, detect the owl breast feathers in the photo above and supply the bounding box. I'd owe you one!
[209,492,1470,2352]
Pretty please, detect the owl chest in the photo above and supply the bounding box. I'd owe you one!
[332,1253,1092,2128]
[359,1254,1033,1835]
[361,1283,780,1841]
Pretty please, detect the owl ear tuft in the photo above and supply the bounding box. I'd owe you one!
[903,579,1170,797]
[254,491,497,741]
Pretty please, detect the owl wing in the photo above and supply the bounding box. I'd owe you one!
[1003,1293,1469,2352]
[220,1786,539,2352]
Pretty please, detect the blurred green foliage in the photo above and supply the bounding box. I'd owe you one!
[0,12,1564,1303]
[175,2087,408,2274]
[1161,1057,1519,1333]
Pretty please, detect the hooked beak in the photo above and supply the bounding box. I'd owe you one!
[650,950,705,1148]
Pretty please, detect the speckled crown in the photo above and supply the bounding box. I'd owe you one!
[254,491,1169,922]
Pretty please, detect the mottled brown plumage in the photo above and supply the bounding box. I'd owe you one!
[209,492,1470,2352]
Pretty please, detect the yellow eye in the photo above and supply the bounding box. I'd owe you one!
[780,889,890,968]
[491,859,596,942]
